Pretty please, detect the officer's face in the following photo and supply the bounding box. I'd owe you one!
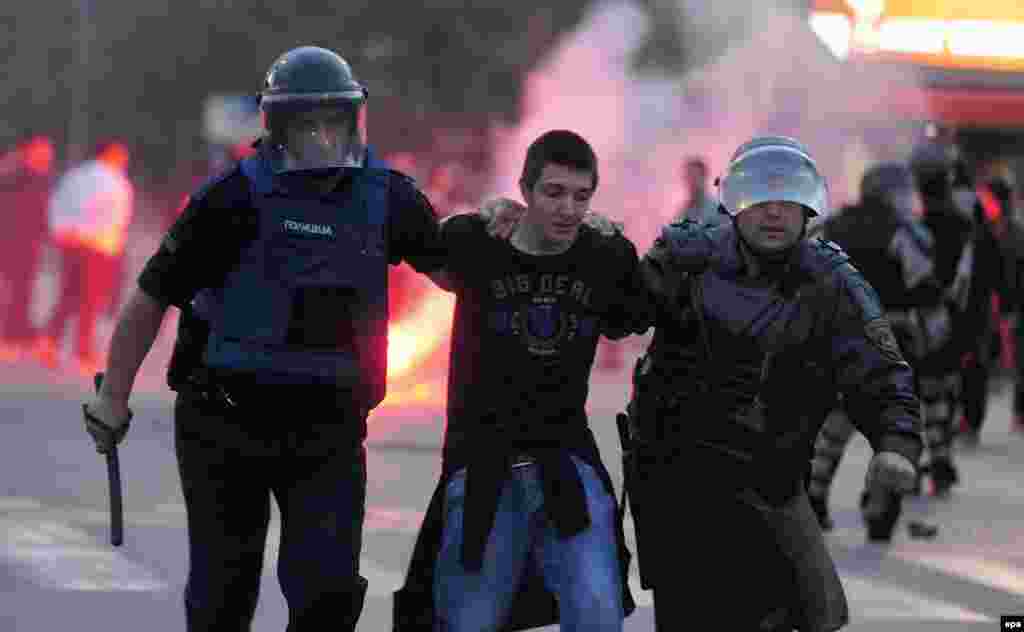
[735,201,806,252]
[282,107,354,167]
[520,163,595,246]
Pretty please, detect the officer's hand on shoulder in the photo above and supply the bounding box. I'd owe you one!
[83,396,133,455]
[582,211,624,237]
[865,450,917,494]
[475,197,526,239]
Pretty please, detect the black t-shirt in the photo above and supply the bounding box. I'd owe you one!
[139,164,445,400]
[440,214,650,465]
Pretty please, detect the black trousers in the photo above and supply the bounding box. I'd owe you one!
[961,356,990,433]
[647,492,801,632]
[1016,315,1024,417]
[174,393,368,632]
[653,590,796,631]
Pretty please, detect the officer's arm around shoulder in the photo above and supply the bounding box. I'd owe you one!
[829,258,923,465]
[599,230,654,338]
[387,174,447,276]
[424,212,479,292]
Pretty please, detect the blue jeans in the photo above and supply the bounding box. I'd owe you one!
[433,456,624,632]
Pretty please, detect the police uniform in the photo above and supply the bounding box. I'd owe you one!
[139,138,445,630]
[809,163,950,537]
[627,139,923,631]
[911,144,977,494]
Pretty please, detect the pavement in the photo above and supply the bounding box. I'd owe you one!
[1,340,1023,631]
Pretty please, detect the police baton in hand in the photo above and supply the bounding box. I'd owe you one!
[91,372,124,547]
[615,412,637,518]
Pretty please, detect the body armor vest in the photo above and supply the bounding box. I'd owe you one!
[197,151,391,405]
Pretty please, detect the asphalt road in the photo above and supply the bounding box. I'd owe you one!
[2,347,1022,631]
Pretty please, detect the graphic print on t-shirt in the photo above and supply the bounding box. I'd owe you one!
[488,272,598,356]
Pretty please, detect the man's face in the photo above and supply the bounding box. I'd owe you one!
[282,106,355,168]
[520,163,595,245]
[735,201,806,253]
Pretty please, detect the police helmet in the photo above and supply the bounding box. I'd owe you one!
[860,162,914,202]
[717,136,829,219]
[260,46,368,172]
[909,140,956,196]
[908,140,954,175]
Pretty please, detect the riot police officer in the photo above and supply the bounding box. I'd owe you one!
[82,46,447,631]
[626,137,923,630]
[810,162,949,540]
[908,139,976,495]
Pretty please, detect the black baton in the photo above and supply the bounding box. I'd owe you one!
[616,412,634,516]
[93,372,124,547]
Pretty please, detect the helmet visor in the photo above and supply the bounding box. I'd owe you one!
[719,146,828,217]
[270,101,367,173]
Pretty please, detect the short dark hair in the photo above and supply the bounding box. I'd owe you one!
[520,130,598,191]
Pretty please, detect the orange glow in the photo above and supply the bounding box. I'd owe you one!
[378,378,446,410]
[813,0,1024,23]
[811,1,1024,70]
[98,142,130,172]
[21,136,53,175]
[377,287,455,412]
[385,287,455,380]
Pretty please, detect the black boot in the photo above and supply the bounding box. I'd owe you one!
[861,489,901,543]
[930,458,959,497]
[808,494,834,531]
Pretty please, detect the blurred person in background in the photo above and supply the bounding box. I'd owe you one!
[674,155,723,227]
[35,140,133,374]
[80,46,453,632]
[957,157,1012,445]
[808,162,949,540]
[425,161,460,218]
[907,139,976,495]
[976,165,1024,432]
[626,137,921,631]
[0,134,54,361]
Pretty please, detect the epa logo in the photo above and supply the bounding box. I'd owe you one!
[1003,615,1024,629]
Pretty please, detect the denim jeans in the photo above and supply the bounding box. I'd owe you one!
[433,455,624,632]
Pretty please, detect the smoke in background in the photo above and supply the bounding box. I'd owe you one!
[489,0,933,250]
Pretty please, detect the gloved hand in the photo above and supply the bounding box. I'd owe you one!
[83,396,133,454]
[865,450,917,494]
